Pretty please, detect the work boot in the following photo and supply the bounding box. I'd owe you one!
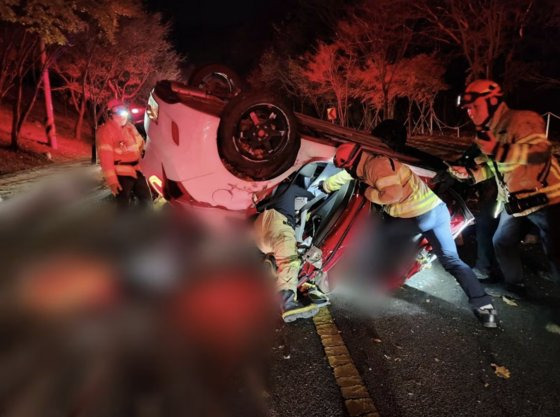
[472,267,490,280]
[299,282,330,307]
[280,290,319,323]
[485,283,526,300]
[473,304,498,328]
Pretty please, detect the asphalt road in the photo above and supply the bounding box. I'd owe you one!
[266,233,560,417]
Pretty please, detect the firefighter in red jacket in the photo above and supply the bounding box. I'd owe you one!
[96,99,151,208]
[450,80,560,302]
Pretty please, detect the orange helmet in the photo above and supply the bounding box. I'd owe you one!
[334,143,362,169]
[458,79,503,108]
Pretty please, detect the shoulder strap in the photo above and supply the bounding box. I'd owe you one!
[491,159,509,195]
[537,155,552,187]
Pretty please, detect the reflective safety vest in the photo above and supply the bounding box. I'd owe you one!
[323,153,441,218]
[95,120,144,186]
[469,103,560,216]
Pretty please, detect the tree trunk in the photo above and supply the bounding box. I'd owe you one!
[90,102,98,164]
[407,100,413,136]
[40,39,57,149]
[74,97,86,140]
[11,75,43,150]
[10,78,23,150]
[387,98,395,119]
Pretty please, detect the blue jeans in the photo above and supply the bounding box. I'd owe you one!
[386,203,492,308]
[493,204,560,285]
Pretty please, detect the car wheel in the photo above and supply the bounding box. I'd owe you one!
[189,64,244,100]
[218,92,300,181]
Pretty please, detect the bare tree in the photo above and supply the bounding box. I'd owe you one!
[53,11,182,141]
[301,40,357,127]
[249,50,328,116]
[397,54,448,135]
[0,0,137,149]
[416,0,535,83]
[338,0,419,119]
[3,28,42,149]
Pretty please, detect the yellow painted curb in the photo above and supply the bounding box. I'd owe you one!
[313,308,380,417]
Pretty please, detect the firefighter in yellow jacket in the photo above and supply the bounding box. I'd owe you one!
[450,79,560,300]
[96,99,151,208]
[323,126,496,328]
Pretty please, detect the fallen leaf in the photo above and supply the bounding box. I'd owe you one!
[502,296,518,307]
[545,323,560,335]
[491,363,511,379]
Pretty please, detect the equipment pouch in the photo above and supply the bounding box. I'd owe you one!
[504,193,549,215]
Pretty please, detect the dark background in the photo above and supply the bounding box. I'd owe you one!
[145,0,290,76]
[145,0,559,120]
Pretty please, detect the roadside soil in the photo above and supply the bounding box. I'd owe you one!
[0,102,91,175]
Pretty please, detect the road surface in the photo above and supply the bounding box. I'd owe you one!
[1,160,559,417]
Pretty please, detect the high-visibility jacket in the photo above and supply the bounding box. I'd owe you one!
[468,103,560,216]
[323,153,442,218]
[95,120,144,186]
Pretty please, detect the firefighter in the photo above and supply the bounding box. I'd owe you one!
[322,135,497,328]
[450,80,560,302]
[96,99,152,208]
[254,181,328,323]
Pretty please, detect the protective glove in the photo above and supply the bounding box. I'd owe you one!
[109,182,123,196]
[447,165,472,182]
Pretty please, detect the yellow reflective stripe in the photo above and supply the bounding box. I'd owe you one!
[515,183,560,199]
[124,144,139,152]
[508,146,520,163]
[376,174,401,189]
[541,183,560,193]
[519,145,529,164]
[399,196,440,216]
[550,163,560,179]
[387,191,440,218]
[98,144,113,152]
[497,162,516,173]
[547,190,560,199]
[517,133,547,145]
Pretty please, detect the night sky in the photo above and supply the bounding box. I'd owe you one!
[145,0,559,114]
[145,0,290,76]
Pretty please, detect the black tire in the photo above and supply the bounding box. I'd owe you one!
[218,91,300,181]
[188,64,244,100]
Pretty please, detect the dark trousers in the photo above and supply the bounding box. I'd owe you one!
[115,172,152,209]
[474,201,499,273]
[385,203,492,308]
[493,204,560,285]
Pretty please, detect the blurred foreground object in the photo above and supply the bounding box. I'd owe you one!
[0,186,276,416]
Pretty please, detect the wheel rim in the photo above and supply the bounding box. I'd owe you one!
[198,72,236,97]
[232,103,291,162]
